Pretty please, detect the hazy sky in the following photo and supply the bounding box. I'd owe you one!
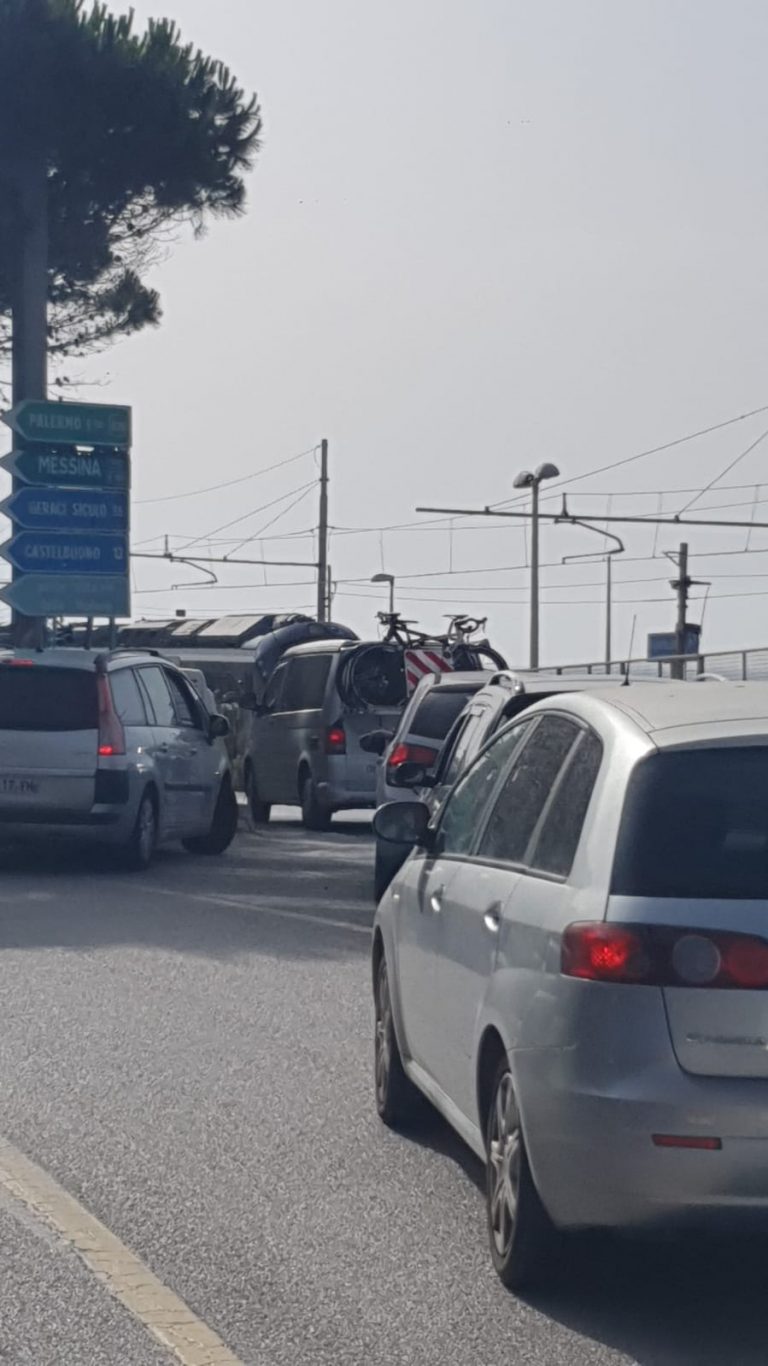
[4,0,768,666]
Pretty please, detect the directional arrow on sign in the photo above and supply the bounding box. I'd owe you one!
[0,448,130,490]
[0,487,129,534]
[1,399,131,447]
[0,574,130,618]
[0,531,128,575]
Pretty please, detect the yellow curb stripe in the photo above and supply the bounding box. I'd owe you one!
[0,1137,245,1366]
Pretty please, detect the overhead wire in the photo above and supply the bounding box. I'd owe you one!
[134,446,316,505]
[675,427,768,516]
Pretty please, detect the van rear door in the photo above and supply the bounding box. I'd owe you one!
[0,661,98,816]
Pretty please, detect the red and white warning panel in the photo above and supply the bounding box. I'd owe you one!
[404,648,453,693]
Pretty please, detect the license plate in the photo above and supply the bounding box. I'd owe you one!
[0,776,40,796]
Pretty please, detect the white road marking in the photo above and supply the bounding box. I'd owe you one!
[0,1137,246,1366]
[152,884,372,935]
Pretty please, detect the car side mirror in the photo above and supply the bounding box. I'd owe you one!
[373,801,432,849]
[390,760,434,789]
[360,729,393,756]
[208,713,230,741]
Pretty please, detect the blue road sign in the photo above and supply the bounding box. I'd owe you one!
[2,399,132,447]
[0,448,130,490]
[1,487,128,534]
[1,531,128,576]
[648,627,701,659]
[0,574,129,618]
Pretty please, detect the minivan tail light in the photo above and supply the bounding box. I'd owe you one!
[325,724,346,755]
[562,922,768,990]
[387,742,438,773]
[97,675,126,757]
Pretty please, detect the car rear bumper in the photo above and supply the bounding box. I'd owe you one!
[517,1049,768,1232]
[316,781,376,810]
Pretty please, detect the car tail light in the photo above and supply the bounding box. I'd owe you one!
[97,675,126,757]
[387,742,438,775]
[325,724,346,755]
[562,922,768,990]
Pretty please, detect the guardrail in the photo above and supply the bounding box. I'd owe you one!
[550,646,768,682]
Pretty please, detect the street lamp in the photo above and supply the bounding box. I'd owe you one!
[371,572,395,614]
[512,463,560,669]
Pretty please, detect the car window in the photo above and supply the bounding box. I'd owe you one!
[437,722,532,858]
[0,665,97,732]
[411,688,475,741]
[440,706,493,786]
[137,666,176,728]
[281,655,331,711]
[109,668,148,726]
[529,730,603,877]
[478,715,582,866]
[264,661,289,712]
[165,671,203,729]
[612,746,768,900]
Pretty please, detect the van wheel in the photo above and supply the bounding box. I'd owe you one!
[123,790,157,871]
[246,768,271,824]
[301,774,331,832]
[183,779,238,856]
[486,1059,559,1290]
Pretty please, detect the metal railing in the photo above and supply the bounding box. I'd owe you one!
[550,646,768,682]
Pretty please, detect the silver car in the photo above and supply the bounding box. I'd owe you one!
[0,648,236,868]
[372,682,768,1288]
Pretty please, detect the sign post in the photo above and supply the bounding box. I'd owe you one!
[0,399,132,629]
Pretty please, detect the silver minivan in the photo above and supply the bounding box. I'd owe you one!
[0,648,237,867]
[244,639,405,829]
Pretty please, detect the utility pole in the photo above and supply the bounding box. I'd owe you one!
[512,463,559,670]
[9,160,48,649]
[316,438,329,624]
[671,541,690,680]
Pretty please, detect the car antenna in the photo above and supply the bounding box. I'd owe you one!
[622,614,637,686]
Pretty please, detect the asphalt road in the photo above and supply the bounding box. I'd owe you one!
[0,812,766,1365]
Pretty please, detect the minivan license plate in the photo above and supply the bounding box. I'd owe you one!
[0,777,39,796]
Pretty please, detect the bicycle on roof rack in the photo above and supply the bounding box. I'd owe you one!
[377,611,507,673]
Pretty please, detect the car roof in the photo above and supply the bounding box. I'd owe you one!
[526,682,768,746]
[281,639,370,658]
[414,670,493,695]
[0,648,178,672]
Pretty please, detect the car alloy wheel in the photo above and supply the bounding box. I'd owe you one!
[375,961,393,1109]
[488,1071,521,1260]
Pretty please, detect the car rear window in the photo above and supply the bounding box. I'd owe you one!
[612,747,768,900]
[0,666,97,731]
[412,689,476,740]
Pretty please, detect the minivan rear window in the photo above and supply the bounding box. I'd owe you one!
[413,689,476,740]
[0,666,97,731]
[612,747,768,900]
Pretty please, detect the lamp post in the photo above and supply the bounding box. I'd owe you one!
[371,572,395,614]
[512,463,560,669]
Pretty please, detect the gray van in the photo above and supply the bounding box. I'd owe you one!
[243,640,405,829]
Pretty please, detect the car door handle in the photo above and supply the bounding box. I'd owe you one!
[484,903,502,934]
[429,886,444,914]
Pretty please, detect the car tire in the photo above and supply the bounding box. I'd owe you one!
[374,955,424,1128]
[123,789,157,871]
[300,774,332,832]
[183,779,239,856]
[374,838,409,901]
[246,768,271,824]
[486,1058,559,1290]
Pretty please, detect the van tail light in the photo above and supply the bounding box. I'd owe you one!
[96,675,126,757]
[562,922,768,990]
[387,742,437,776]
[325,723,346,755]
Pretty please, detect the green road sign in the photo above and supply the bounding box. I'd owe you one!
[2,399,131,447]
[0,448,130,490]
[0,574,130,618]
